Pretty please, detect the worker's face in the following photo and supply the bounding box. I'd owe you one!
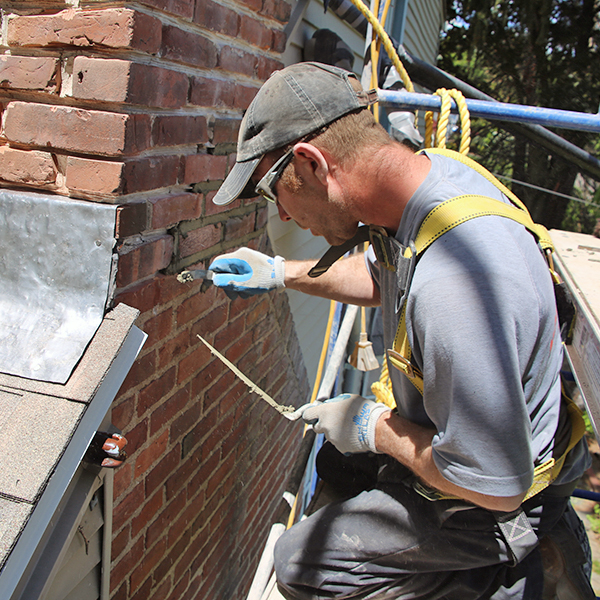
[253,152,359,246]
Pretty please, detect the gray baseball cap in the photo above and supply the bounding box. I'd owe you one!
[213,62,377,206]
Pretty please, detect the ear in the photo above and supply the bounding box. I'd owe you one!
[292,142,330,186]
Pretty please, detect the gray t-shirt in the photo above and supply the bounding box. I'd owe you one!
[367,151,589,497]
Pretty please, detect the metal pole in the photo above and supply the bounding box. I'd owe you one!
[378,88,600,133]
[383,45,600,180]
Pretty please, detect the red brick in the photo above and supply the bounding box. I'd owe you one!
[257,55,284,81]
[179,224,221,258]
[145,445,181,496]
[142,308,174,349]
[162,25,218,68]
[176,343,213,384]
[150,193,201,229]
[134,428,169,478]
[166,488,206,544]
[205,190,241,216]
[0,146,56,186]
[218,46,257,77]
[261,0,293,23]
[140,0,195,19]
[123,420,149,461]
[116,202,148,238]
[165,574,190,600]
[182,154,227,185]
[112,524,131,562]
[138,367,176,416]
[190,304,229,343]
[117,351,157,398]
[110,535,144,592]
[131,488,164,539]
[123,156,180,194]
[211,118,240,145]
[272,28,287,53]
[224,213,256,241]
[152,115,208,147]
[130,577,154,600]
[148,577,172,600]
[113,462,133,501]
[189,76,235,108]
[7,8,161,54]
[3,102,151,156]
[117,235,174,288]
[234,85,259,110]
[165,445,202,499]
[0,56,57,91]
[240,17,272,50]
[146,490,186,548]
[72,58,188,109]
[158,329,192,371]
[176,284,219,326]
[113,482,145,532]
[150,384,190,436]
[65,156,125,198]
[194,1,239,36]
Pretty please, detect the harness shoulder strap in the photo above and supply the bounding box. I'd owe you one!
[379,151,585,500]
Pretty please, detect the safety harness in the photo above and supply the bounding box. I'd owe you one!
[380,148,586,501]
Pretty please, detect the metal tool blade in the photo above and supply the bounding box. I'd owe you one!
[196,335,301,420]
[177,269,214,283]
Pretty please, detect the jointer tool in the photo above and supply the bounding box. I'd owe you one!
[197,335,304,421]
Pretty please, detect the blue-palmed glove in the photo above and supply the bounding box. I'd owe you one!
[209,248,285,299]
[298,394,391,455]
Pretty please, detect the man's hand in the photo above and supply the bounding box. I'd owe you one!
[299,394,391,455]
[209,248,285,298]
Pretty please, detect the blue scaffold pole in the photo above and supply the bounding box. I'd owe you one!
[377,89,600,133]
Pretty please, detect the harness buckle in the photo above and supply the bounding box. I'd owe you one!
[387,348,422,379]
[369,226,396,272]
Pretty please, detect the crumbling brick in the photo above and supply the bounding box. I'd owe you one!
[0,56,58,91]
[3,102,151,156]
[72,58,189,109]
[6,8,162,54]
[0,146,56,186]
[117,235,174,288]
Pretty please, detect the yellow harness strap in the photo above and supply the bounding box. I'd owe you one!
[375,148,586,500]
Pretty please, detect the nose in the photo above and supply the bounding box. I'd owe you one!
[277,202,292,222]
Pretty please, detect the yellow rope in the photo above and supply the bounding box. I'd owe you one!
[425,88,471,154]
[349,0,414,93]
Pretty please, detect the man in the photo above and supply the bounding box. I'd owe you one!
[209,62,593,599]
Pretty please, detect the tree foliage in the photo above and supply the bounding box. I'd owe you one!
[438,0,600,231]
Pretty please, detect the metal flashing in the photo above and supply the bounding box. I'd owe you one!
[0,189,117,384]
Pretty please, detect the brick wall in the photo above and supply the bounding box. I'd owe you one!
[0,2,311,599]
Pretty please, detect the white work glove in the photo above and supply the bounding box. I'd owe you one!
[209,248,285,299]
[299,394,391,455]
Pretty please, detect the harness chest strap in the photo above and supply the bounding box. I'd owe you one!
[383,148,585,501]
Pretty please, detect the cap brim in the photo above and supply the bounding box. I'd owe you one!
[213,157,261,206]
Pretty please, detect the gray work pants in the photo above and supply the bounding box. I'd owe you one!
[274,457,589,600]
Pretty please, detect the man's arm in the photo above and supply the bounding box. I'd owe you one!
[375,411,527,512]
[285,253,380,307]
